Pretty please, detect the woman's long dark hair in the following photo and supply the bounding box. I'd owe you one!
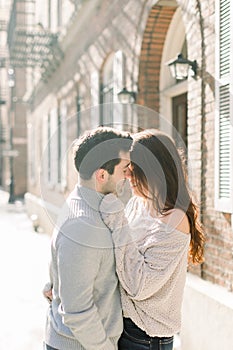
[130,129,205,265]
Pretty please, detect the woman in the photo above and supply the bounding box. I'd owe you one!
[100,129,205,350]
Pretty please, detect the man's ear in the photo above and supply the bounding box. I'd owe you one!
[95,168,108,183]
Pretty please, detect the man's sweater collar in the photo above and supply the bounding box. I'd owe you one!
[74,185,104,212]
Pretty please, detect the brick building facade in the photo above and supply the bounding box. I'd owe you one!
[6,0,233,349]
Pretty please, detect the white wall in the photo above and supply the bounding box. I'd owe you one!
[181,273,233,350]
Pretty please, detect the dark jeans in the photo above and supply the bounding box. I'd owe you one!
[118,318,173,350]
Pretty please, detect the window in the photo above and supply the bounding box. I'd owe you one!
[101,51,125,127]
[57,110,62,183]
[48,0,51,29]
[58,100,67,189]
[28,123,36,183]
[90,71,100,129]
[57,0,62,27]
[41,109,58,186]
[42,105,66,188]
[215,0,233,212]
[47,112,52,183]
[101,53,114,126]
[48,108,58,185]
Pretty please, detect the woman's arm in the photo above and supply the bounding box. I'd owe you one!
[114,227,189,301]
[100,195,190,301]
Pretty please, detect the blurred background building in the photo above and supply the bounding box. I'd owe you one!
[1,0,233,349]
[0,0,27,201]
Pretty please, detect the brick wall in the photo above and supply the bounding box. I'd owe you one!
[179,0,233,290]
[137,5,176,125]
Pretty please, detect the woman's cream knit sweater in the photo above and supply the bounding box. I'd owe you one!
[100,195,190,338]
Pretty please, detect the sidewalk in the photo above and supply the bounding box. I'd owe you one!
[0,190,51,350]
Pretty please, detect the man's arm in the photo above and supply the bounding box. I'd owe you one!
[56,224,115,350]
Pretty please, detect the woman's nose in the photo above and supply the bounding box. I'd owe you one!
[125,167,132,179]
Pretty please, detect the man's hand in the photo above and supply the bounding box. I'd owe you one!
[43,282,53,303]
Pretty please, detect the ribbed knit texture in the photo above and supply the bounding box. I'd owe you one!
[45,185,123,350]
[100,195,190,338]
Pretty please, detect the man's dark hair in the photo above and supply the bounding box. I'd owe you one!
[73,127,132,180]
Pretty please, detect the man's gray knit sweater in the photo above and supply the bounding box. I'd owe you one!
[45,185,123,350]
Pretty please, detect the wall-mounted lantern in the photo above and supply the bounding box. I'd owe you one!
[166,53,197,80]
[117,87,136,104]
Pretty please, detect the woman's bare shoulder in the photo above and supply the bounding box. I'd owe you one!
[159,208,190,234]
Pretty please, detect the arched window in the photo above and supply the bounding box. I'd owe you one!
[101,53,114,126]
[101,51,124,127]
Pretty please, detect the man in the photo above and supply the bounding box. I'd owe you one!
[44,127,132,350]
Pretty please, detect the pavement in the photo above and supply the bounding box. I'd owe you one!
[0,190,51,350]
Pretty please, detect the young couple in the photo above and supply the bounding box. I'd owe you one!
[43,126,205,350]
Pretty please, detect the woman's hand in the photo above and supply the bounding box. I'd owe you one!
[99,194,125,232]
[99,194,132,247]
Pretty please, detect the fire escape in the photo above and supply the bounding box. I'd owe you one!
[7,0,64,82]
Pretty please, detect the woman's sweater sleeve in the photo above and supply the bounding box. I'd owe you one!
[112,223,189,301]
[99,195,189,302]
